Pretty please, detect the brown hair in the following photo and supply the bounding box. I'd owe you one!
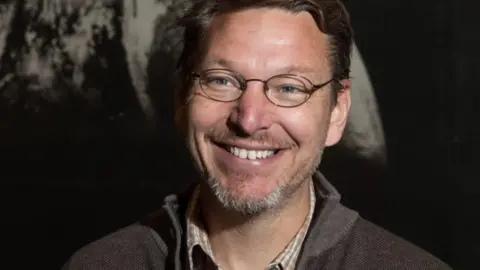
[174,0,353,104]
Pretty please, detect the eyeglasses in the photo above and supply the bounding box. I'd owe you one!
[191,69,334,108]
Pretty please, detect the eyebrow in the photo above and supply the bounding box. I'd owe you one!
[202,58,318,76]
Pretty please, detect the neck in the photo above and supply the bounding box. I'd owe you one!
[199,180,312,270]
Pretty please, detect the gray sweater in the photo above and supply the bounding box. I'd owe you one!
[62,173,451,270]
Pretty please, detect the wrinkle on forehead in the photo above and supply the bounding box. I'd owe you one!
[203,58,319,77]
[203,9,330,78]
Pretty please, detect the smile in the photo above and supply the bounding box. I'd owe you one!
[215,142,281,161]
[227,147,276,160]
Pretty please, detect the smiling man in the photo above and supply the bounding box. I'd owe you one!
[63,1,451,269]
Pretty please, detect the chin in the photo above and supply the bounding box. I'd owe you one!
[205,174,285,215]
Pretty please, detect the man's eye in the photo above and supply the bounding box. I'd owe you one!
[206,77,232,86]
[279,85,301,93]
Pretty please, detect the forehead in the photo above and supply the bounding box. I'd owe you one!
[202,8,330,77]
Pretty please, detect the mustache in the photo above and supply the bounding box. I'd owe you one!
[205,127,296,149]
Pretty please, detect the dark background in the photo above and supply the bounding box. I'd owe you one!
[1,0,477,269]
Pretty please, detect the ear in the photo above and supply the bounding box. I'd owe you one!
[325,79,351,146]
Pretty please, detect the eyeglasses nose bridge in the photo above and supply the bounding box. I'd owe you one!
[242,78,270,91]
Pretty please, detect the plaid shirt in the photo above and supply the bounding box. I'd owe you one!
[186,181,316,270]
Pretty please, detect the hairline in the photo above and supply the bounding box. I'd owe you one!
[194,7,336,84]
[175,1,351,106]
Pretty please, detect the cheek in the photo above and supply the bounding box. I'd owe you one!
[280,109,330,147]
[188,97,230,137]
[189,99,216,130]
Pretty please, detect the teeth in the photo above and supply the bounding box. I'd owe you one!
[228,147,275,160]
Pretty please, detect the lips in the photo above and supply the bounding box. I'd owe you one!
[210,140,287,177]
[227,146,276,160]
[214,142,282,161]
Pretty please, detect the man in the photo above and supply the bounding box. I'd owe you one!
[63,0,451,269]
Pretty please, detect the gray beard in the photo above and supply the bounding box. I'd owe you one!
[204,149,324,216]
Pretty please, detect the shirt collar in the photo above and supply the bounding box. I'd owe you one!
[186,180,316,270]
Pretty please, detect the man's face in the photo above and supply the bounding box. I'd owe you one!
[181,8,350,215]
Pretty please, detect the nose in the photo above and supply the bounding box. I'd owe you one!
[228,82,273,136]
